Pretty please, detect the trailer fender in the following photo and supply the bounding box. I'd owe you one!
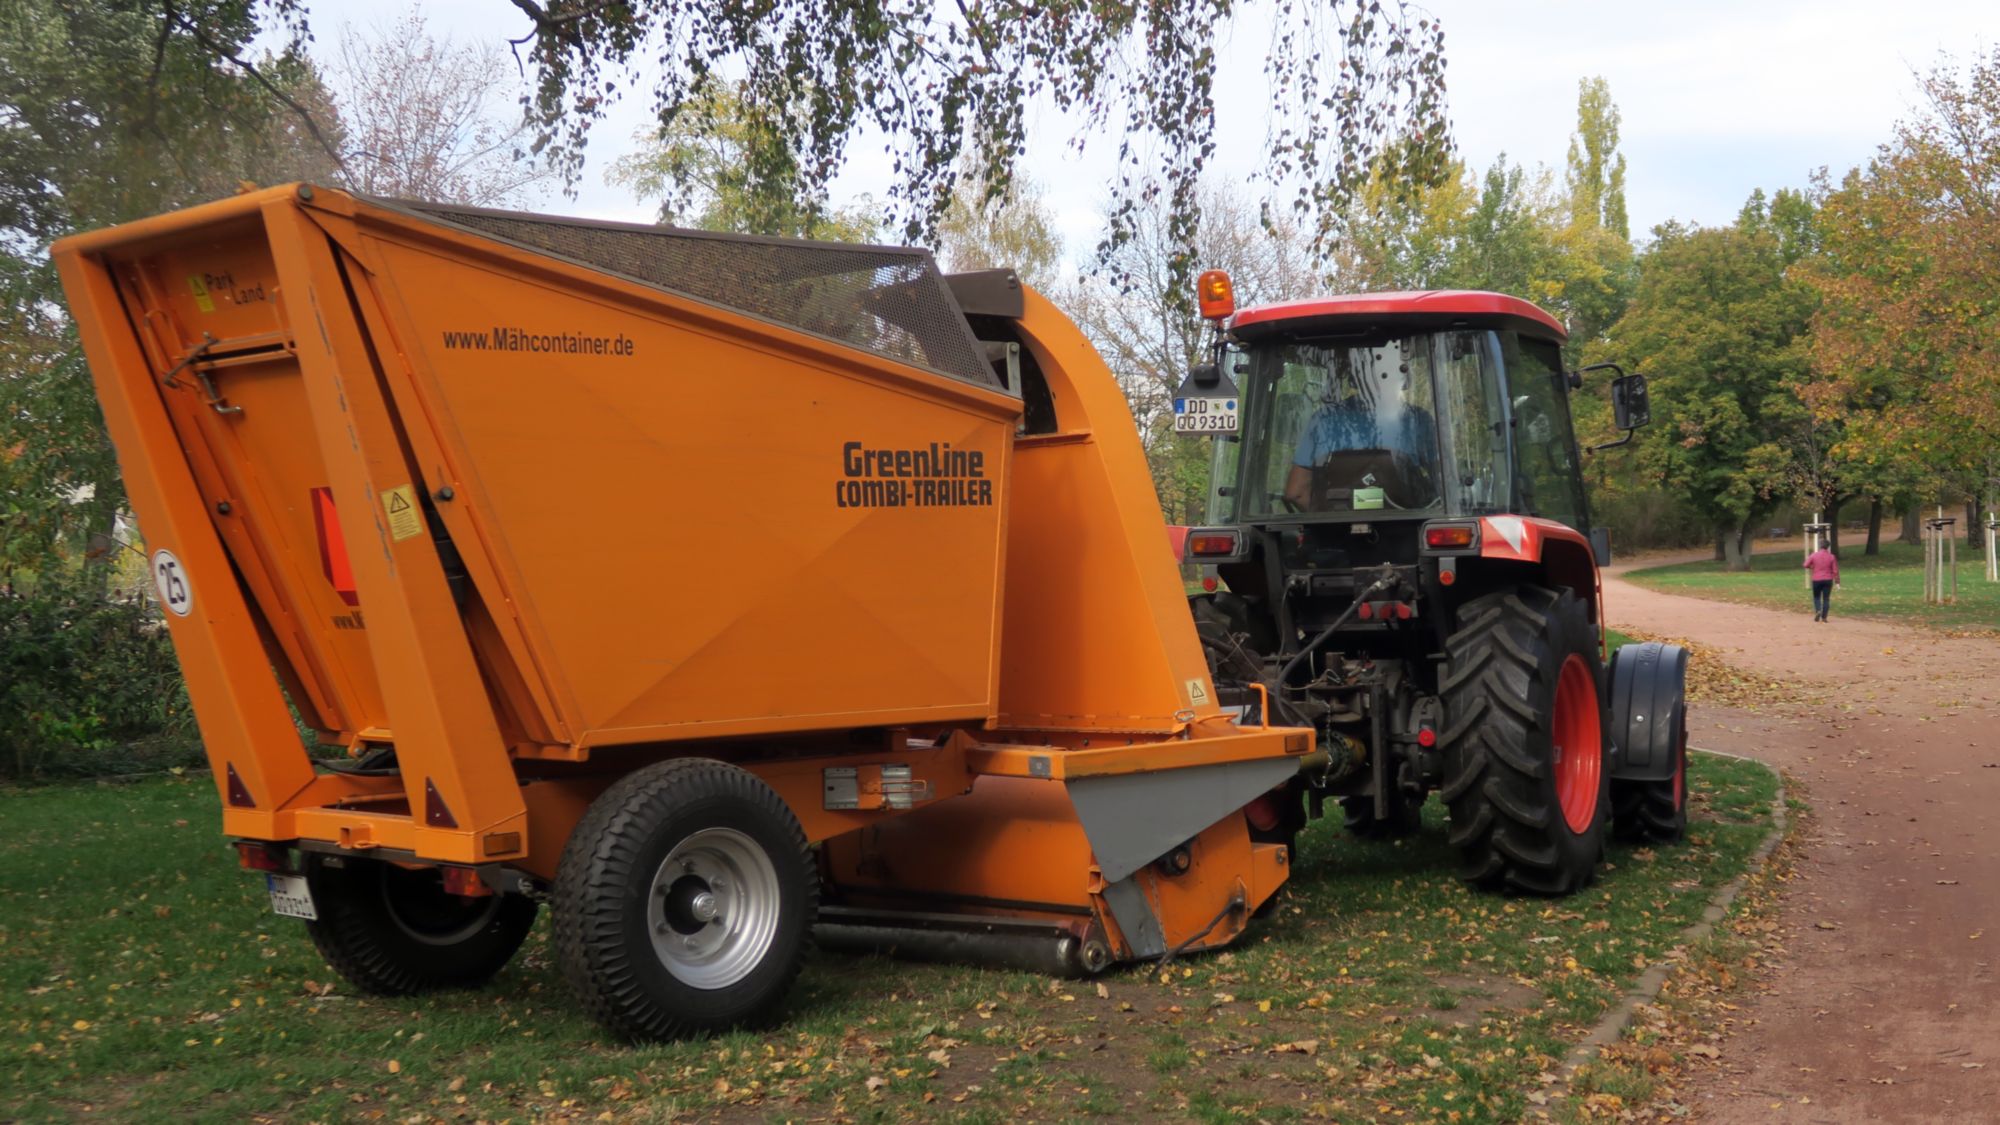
[1606,641,1689,781]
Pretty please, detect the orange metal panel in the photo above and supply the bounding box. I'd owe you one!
[823,774,1102,911]
[299,193,1019,746]
[992,288,1229,734]
[50,248,315,816]
[260,198,528,860]
[102,230,389,740]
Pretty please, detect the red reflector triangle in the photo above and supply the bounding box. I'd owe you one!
[225,763,256,808]
[423,778,458,828]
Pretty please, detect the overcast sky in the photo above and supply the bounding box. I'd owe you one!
[318,1,1992,255]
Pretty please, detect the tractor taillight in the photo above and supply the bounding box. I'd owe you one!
[1424,523,1477,550]
[1186,530,1241,557]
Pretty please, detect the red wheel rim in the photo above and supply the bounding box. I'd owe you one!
[1552,654,1603,834]
[1672,719,1687,809]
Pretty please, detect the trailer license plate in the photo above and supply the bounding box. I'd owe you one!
[266,873,317,920]
[1174,397,1238,433]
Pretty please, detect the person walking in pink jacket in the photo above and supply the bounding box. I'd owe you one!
[1805,539,1840,621]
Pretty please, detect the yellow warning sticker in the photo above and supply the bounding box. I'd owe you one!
[381,485,423,541]
[1186,677,1213,708]
[187,275,215,313]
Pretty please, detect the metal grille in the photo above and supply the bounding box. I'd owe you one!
[387,199,999,389]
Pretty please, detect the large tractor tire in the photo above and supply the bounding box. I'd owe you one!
[1439,585,1610,895]
[302,855,538,995]
[553,758,816,1041]
[1608,641,1692,843]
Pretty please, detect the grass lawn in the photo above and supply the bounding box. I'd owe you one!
[1624,540,2000,631]
[1,758,1777,1124]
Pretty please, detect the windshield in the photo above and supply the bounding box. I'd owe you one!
[1234,335,1448,518]
[1230,330,1527,520]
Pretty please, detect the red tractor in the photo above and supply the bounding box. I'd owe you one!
[1175,276,1690,894]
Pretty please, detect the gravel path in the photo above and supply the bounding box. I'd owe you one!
[1602,564,2000,1122]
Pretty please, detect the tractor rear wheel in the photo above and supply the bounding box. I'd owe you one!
[302,855,537,995]
[553,758,816,1040]
[1440,585,1610,895]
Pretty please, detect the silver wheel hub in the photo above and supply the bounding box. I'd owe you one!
[645,827,780,989]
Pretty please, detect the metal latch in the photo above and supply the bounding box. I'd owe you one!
[824,764,934,811]
[162,334,243,416]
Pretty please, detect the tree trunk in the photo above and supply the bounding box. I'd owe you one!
[1866,497,1883,556]
[1720,520,1754,571]
[1714,530,1726,562]
[1825,498,1842,557]
[1968,498,1985,557]
[1899,503,1921,544]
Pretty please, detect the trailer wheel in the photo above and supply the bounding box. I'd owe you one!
[302,856,537,995]
[1440,585,1609,895]
[553,758,815,1041]
[1339,793,1423,840]
[1612,713,1689,842]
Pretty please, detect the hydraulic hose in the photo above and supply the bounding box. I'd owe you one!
[1274,571,1398,692]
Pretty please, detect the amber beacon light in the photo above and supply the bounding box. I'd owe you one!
[1196,269,1236,321]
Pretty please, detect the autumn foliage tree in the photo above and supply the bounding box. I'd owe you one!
[1597,218,1815,569]
[1802,51,2000,533]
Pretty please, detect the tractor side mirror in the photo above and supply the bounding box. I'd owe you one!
[1611,372,1651,431]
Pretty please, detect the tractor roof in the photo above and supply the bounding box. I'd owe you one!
[1231,290,1567,343]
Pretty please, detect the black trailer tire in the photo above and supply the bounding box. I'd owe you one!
[1340,793,1423,840]
[1611,733,1687,842]
[302,856,537,996]
[1607,642,1691,844]
[553,758,816,1041]
[1439,585,1610,895]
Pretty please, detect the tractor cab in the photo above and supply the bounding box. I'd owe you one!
[1177,283,1650,625]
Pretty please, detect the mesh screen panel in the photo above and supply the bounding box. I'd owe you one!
[388,199,998,389]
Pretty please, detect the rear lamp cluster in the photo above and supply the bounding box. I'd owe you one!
[1186,530,1241,557]
[1424,522,1477,550]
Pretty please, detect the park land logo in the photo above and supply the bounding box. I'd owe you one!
[836,441,994,509]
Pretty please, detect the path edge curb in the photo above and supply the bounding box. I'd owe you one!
[1559,747,1791,1079]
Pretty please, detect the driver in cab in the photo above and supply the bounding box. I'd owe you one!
[1284,366,1438,511]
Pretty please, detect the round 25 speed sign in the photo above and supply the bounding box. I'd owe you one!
[152,549,194,618]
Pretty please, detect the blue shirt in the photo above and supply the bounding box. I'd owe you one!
[1293,403,1437,468]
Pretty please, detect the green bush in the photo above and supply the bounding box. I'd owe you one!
[1590,484,1711,552]
[0,570,198,779]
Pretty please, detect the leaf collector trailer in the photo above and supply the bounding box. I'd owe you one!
[52,186,1307,1039]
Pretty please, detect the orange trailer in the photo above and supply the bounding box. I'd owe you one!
[51,186,1310,1038]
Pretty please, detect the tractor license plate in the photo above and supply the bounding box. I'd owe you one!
[1173,396,1238,433]
[266,873,318,920]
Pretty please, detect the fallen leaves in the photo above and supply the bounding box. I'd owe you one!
[1620,629,1823,710]
[1271,1039,1321,1057]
